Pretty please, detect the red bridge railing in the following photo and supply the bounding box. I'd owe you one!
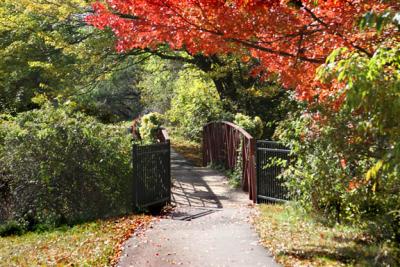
[202,121,256,202]
[157,127,170,143]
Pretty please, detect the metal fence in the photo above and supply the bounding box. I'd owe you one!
[256,140,290,203]
[132,140,171,209]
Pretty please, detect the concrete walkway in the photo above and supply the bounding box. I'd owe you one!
[118,150,279,267]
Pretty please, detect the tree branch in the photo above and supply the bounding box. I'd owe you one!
[300,2,373,57]
[227,38,325,63]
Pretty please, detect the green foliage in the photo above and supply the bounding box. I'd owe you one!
[276,42,400,243]
[358,10,400,32]
[233,113,264,139]
[139,112,164,144]
[198,54,295,139]
[229,139,243,188]
[120,53,292,141]
[0,0,145,117]
[0,220,25,237]
[137,57,183,113]
[167,67,227,141]
[0,102,133,232]
[75,63,143,123]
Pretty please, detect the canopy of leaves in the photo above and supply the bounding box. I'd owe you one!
[0,0,146,118]
[87,0,399,102]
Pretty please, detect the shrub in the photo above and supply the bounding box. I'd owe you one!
[0,102,133,232]
[275,43,400,243]
[139,112,164,144]
[0,220,25,237]
[233,113,264,139]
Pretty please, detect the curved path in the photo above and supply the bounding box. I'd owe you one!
[118,150,279,267]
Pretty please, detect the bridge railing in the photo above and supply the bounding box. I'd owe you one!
[202,121,256,202]
[157,127,170,143]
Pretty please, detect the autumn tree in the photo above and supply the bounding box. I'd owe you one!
[87,0,399,102]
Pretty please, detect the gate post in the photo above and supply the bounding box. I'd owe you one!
[249,137,256,203]
[202,125,207,167]
[132,143,138,211]
[166,139,171,204]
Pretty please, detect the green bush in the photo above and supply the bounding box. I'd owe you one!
[167,68,228,141]
[0,220,25,237]
[233,113,264,139]
[0,102,133,232]
[139,112,164,144]
[275,43,400,243]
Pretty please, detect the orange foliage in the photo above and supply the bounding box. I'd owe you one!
[87,0,399,101]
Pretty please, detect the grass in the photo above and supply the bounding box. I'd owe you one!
[254,204,400,267]
[170,134,202,167]
[0,215,151,267]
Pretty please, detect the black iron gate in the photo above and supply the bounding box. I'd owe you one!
[132,141,171,209]
[256,140,290,203]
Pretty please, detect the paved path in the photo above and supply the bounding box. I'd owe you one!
[118,150,279,267]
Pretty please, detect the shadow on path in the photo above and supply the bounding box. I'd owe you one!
[171,150,249,209]
[171,150,223,208]
[118,150,280,267]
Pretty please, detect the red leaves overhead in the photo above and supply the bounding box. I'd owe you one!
[87,0,398,101]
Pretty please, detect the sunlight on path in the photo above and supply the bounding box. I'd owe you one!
[118,150,280,267]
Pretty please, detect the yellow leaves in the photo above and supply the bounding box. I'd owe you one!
[365,159,384,192]
[16,0,87,20]
[1,1,79,52]
[0,3,34,31]
[170,135,203,166]
[31,94,49,106]
[247,86,264,97]
[37,32,65,49]
[365,159,383,182]
[28,61,54,70]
